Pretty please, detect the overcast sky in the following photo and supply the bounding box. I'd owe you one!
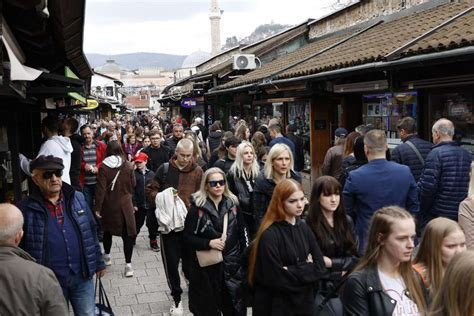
[84,0,336,56]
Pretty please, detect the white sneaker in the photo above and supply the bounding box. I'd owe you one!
[103,255,112,266]
[124,264,134,277]
[170,302,183,315]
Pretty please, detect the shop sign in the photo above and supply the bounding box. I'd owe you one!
[180,98,198,108]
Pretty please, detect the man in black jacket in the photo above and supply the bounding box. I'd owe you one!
[133,152,159,251]
[166,123,184,155]
[286,124,305,172]
[144,131,170,172]
[214,136,241,174]
[391,117,432,182]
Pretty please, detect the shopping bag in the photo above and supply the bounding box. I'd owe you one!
[95,277,114,316]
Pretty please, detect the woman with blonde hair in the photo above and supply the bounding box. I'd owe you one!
[458,161,474,249]
[253,143,301,227]
[184,167,248,315]
[227,141,261,237]
[342,206,427,315]
[413,217,466,297]
[429,250,474,316]
[248,179,325,315]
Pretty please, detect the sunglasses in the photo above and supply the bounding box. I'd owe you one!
[208,179,226,187]
[42,170,63,179]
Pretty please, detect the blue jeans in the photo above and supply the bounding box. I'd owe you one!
[62,273,95,316]
[82,184,96,210]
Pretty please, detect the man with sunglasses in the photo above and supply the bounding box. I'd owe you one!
[19,155,106,315]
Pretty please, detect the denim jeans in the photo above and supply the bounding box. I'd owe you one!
[62,273,95,316]
[82,184,96,210]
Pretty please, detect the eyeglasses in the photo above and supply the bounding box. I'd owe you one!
[42,170,63,179]
[208,179,225,187]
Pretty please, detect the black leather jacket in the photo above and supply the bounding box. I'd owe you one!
[226,171,255,216]
[342,265,428,316]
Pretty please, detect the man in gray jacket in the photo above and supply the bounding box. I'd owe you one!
[0,203,67,315]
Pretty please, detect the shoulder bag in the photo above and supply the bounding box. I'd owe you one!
[195,212,228,267]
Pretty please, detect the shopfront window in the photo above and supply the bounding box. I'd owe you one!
[430,91,474,153]
[255,103,283,126]
[362,91,417,148]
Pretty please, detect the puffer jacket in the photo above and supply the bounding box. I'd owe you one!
[254,170,302,227]
[18,183,105,279]
[418,141,471,222]
[391,135,432,182]
[342,265,428,316]
[184,197,249,315]
[207,130,223,154]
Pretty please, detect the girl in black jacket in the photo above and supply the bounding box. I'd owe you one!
[227,141,260,238]
[342,206,428,316]
[307,176,359,313]
[248,179,325,316]
[184,167,249,316]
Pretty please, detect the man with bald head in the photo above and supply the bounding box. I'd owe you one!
[0,203,67,315]
[418,118,472,232]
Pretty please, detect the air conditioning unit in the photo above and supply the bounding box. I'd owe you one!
[233,54,257,70]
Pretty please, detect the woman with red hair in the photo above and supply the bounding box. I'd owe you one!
[248,179,325,315]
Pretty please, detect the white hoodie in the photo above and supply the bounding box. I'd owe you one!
[38,136,73,185]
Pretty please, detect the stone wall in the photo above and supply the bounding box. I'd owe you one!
[309,0,453,39]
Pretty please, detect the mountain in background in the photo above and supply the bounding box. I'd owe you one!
[86,52,187,71]
[223,22,292,50]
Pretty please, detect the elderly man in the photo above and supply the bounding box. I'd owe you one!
[418,118,471,231]
[322,127,347,179]
[0,203,67,315]
[166,123,184,155]
[19,155,105,316]
[343,129,419,252]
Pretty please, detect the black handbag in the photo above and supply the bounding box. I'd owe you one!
[95,277,114,316]
[314,272,351,316]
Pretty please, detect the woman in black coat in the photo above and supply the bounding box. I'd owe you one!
[227,141,260,237]
[248,179,325,316]
[184,167,249,316]
[253,144,301,228]
[307,176,359,314]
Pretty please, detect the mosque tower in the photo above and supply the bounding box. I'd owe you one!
[209,0,222,56]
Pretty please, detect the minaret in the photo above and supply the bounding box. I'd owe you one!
[210,0,222,56]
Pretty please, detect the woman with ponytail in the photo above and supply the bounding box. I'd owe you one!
[248,179,325,316]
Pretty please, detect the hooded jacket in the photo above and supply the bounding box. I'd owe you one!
[0,246,68,316]
[253,219,325,316]
[94,156,137,236]
[38,136,73,184]
[154,156,203,208]
[184,197,249,315]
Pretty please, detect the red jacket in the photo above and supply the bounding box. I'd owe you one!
[80,140,106,187]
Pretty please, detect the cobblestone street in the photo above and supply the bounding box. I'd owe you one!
[99,230,191,316]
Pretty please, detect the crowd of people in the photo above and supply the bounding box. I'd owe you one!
[1,112,473,316]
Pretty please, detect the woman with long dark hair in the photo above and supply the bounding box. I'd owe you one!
[307,176,358,313]
[248,179,325,315]
[342,206,427,315]
[184,167,248,315]
[94,141,137,277]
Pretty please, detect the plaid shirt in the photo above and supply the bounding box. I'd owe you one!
[44,192,65,225]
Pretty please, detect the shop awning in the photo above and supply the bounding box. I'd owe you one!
[65,66,87,104]
[1,17,42,81]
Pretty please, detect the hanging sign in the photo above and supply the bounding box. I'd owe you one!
[180,98,198,108]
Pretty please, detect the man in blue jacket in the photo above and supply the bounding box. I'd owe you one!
[343,129,419,253]
[391,116,432,182]
[19,155,106,316]
[418,118,471,231]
